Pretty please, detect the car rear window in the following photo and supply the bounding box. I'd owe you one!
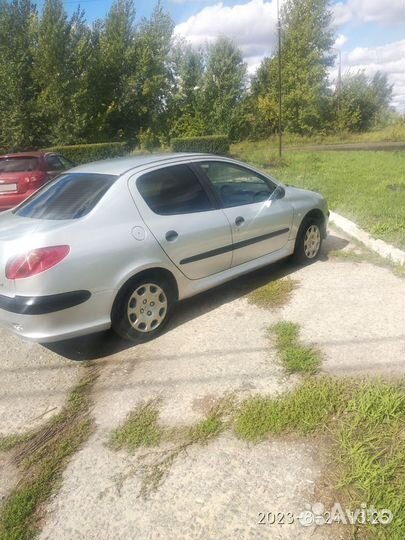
[0,157,39,172]
[14,173,118,220]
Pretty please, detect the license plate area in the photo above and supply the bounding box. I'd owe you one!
[0,183,17,193]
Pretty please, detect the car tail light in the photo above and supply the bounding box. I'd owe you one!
[23,172,46,188]
[6,246,70,280]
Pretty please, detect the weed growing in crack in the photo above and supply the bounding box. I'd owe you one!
[110,396,235,498]
[271,321,322,374]
[109,399,163,452]
[248,278,298,309]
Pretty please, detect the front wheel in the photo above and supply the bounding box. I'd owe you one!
[293,219,322,264]
[112,276,174,343]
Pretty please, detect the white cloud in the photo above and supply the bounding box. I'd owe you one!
[334,34,348,49]
[331,2,352,25]
[174,0,280,72]
[170,0,210,4]
[332,0,405,26]
[175,0,405,110]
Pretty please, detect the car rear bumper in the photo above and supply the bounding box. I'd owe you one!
[0,289,113,342]
[0,290,91,315]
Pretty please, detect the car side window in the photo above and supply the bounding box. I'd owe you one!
[58,155,74,169]
[136,164,214,215]
[45,155,64,171]
[198,162,276,208]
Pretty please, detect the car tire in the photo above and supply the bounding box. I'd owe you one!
[293,218,323,264]
[111,274,175,343]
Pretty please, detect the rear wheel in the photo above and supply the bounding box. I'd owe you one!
[112,275,175,343]
[293,219,322,264]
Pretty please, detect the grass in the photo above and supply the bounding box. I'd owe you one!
[231,145,405,250]
[234,377,347,440]
[233,123,405,151]
[0,433,32,453]
[336,382,405,539]
[187,397,234,445]
[234,378,405,539]
[109,396,234,454]
[109,399,163,452]
[0,367,99,540]
[248,277,298,309]
[272,321,322,374]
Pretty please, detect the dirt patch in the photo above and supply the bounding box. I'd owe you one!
[192,394,222,416]
[0,333,82,436]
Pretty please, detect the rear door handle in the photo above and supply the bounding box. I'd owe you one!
[165,230,178,242]
[235,216,245,226]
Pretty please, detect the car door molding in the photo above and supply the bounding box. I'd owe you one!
[180,227,290,265]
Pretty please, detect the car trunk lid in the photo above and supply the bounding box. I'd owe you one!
[0,171,47,195]
[0,212,73,297]
[0,156,44,195]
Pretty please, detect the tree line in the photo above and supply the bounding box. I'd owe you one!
[0,0,395,151]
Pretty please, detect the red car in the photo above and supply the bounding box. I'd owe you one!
[0,152,74,211]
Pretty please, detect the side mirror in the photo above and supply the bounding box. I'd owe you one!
[274,186,285,199]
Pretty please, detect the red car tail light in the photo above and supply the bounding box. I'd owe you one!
[6,246,70,280]
[23,171,46,188]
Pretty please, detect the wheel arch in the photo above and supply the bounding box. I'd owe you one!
[111,267,179,321]
[297,208,327,240]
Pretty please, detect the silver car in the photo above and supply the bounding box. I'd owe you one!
[0,153,328,343]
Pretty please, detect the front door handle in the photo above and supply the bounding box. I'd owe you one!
[235,216,245,226]
[165,230,178,242]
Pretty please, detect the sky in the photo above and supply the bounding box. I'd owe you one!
[41,0,405,112]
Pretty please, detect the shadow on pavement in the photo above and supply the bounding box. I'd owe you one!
[44,234,349,362]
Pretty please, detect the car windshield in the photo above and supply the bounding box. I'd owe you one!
[0,157,39,172]
[14,172,118,220]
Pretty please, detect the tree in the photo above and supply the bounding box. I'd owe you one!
[167,37,248,140]
[31,0,82,144]
[253,0,334,134]
[335,71,393,132]
[96,0,138,141]
[250,58,279,137]
[282,0,334,133]
[134,3,174,142]
[62,9,98,143]
[0,0,38,150]
[168,40,206,138]
[201,37,247,135]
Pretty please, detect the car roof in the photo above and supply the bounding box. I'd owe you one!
[0,151,51,159]
[70,153,215,176]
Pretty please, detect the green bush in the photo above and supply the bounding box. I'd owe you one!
[42,142,129,165]
[171,135,229,154]
[138,128,160,152]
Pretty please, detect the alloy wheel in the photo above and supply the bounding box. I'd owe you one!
[304,225,321,259]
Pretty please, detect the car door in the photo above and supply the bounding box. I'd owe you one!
[197,161,294,267]
[130,163,233,280]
